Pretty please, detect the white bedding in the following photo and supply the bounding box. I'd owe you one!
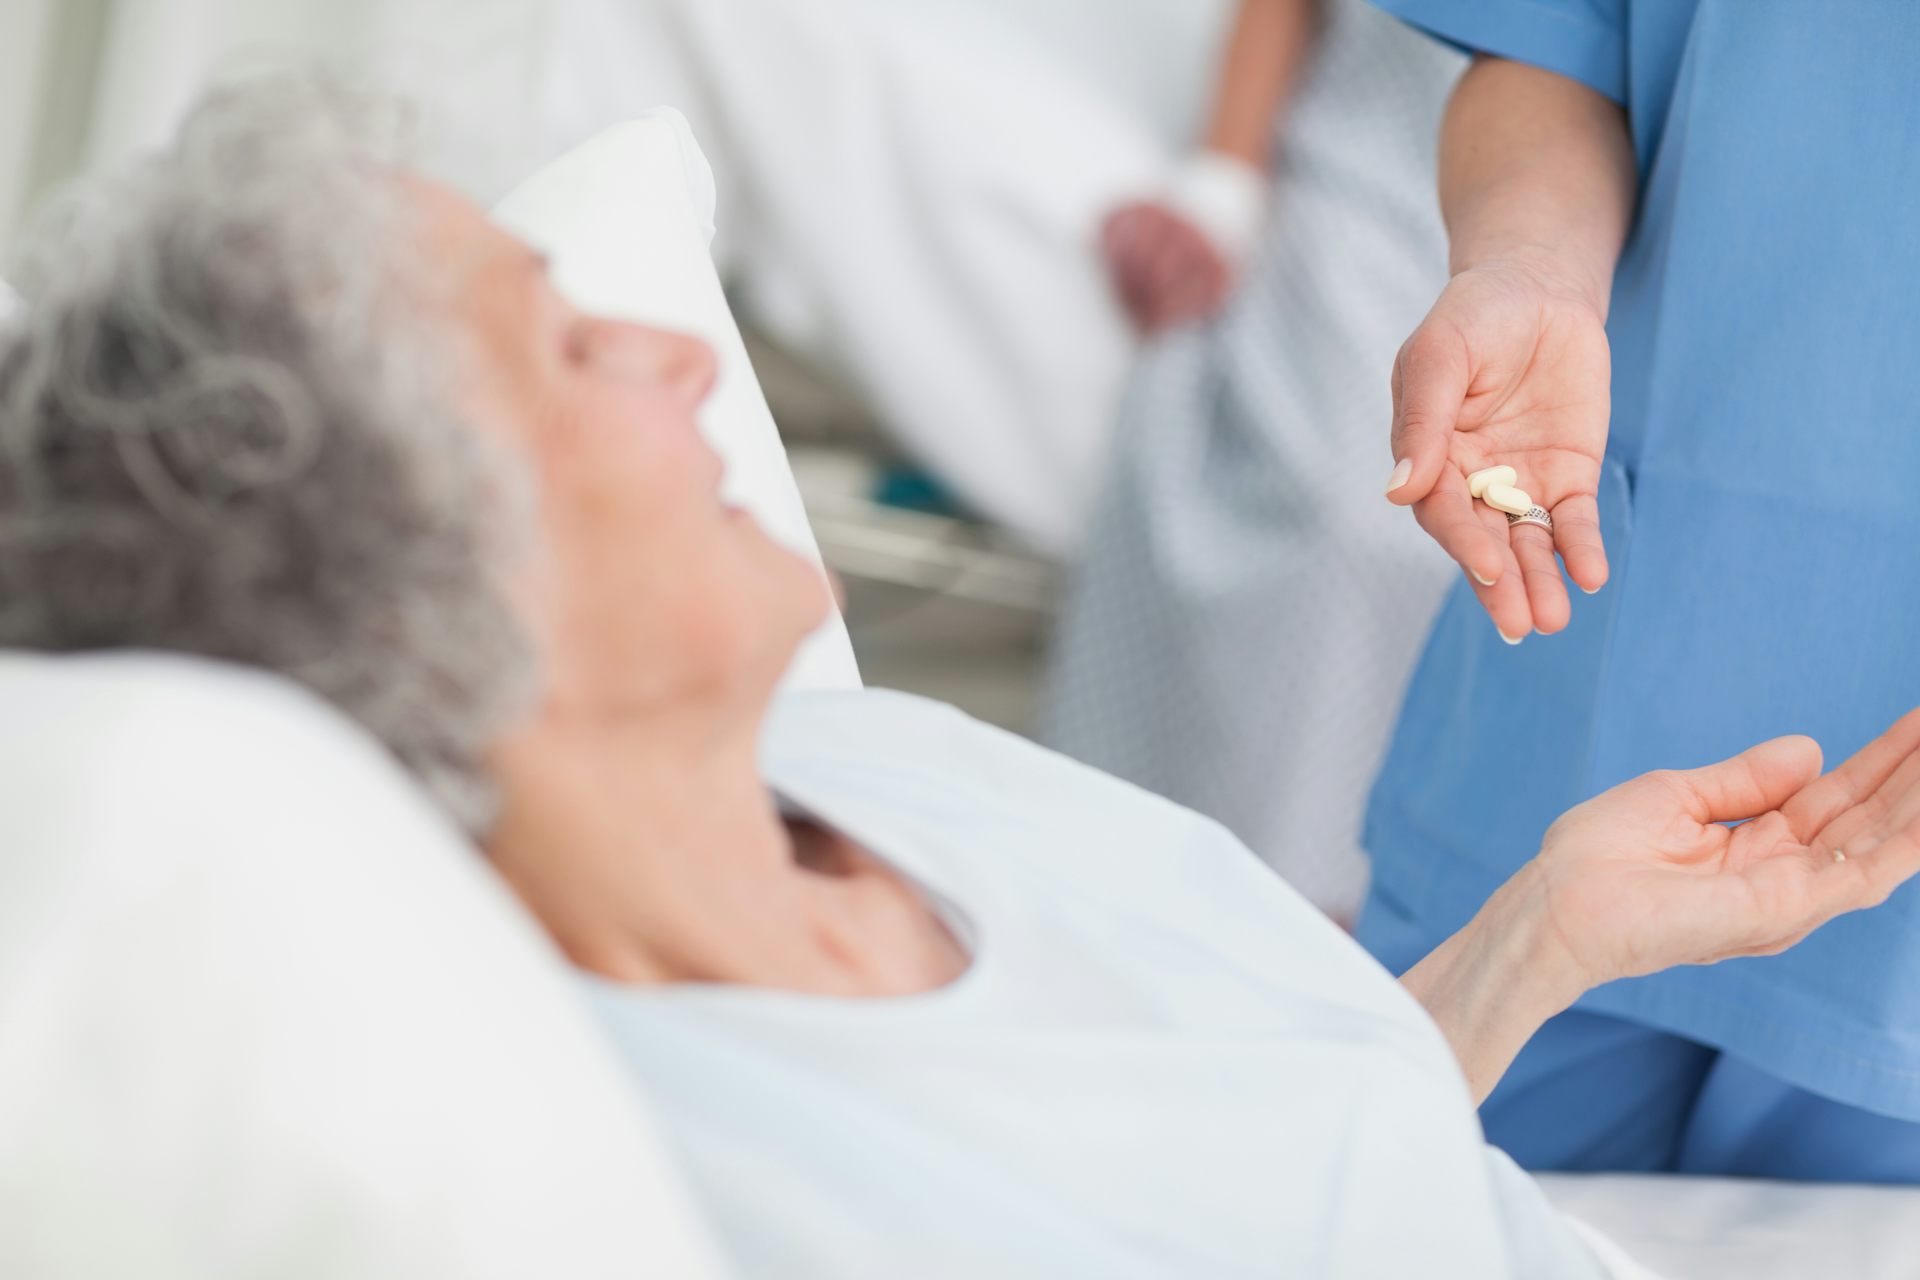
[73,0,1227,554]
[0,654,731,1279]
[502,0,1167,554]
[1540,1174,1920,1279]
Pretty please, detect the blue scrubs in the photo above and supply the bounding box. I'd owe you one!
[1359,0,1920,1181]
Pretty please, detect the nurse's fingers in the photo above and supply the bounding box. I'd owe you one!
[1466,564,1533,644]
[1509,521,1571,634]
[1468,555,1533,644]
[1413,480,1510,601]
[1782,706,1920,841]
[1387,322,1470,506]
[1551,492,1609,594]
[1472,500,1535,640]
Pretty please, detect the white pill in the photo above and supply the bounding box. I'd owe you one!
[1483,483,1534,516]
[1467,466,1518,499]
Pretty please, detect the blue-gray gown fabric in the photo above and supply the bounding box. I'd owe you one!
[1042,0,1461,918]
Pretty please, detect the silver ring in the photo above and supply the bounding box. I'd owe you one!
[1507,505,1553,533]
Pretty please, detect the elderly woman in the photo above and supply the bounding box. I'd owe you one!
[5,83,1920,1278]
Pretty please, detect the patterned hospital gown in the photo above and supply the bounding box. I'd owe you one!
[1041,0,1462,919]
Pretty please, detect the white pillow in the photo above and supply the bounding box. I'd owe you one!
[491,112,860,693]
[0,653,732,1280]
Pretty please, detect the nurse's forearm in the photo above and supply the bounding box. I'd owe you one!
[1439,57,1637,318]
[1398,866,1588,1105]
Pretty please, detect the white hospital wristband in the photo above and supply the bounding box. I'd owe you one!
[1162,150,1270,270]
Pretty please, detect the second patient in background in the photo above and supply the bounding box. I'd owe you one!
[1043,0,1461,921]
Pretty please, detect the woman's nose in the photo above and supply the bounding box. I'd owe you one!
[599,324,718,407]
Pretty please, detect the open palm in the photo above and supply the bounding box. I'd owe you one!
[1386,259,1612,639]
[1532,709,1920,991]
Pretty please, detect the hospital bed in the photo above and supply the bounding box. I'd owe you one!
[1,114,1915,1280]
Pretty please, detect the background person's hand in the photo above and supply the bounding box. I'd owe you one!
[1383,254,1613,641]
[1522,708,1920,994]
[1102,201,1235,335]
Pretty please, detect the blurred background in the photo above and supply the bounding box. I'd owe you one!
[1,0,1460,920]
[0,0,1240,732]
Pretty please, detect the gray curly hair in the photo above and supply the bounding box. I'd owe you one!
[0,76,534,832]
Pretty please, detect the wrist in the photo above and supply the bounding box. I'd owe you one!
[1163,150,1270,269]
[1401,863,1591,1102]
[1472,863,1597,1012]
[1448,241,1615,322]
[1418,882,1587,1037]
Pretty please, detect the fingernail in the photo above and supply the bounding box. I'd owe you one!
[1580,585,1602,596]
[1498,629,1525,646]
[1385,458,1413,494]
[1471,569,1495,587]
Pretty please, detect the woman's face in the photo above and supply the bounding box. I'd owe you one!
[422,184,830,721]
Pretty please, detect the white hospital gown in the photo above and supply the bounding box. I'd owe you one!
[586,689,1608,1279]
[1041,0,1462,919]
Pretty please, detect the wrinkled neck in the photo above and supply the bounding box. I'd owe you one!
[484,698,829,986]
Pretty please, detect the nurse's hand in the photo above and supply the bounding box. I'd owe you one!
[1528,708,1920,994]
[1383,254,1612,641]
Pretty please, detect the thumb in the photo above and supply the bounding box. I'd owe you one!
[1387,322,1469,505]
[1676,736,1824,824]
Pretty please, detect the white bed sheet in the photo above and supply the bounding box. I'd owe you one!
[75,0,1206,554]
[1541,1173,1920,1279]
[511,0,1170,554]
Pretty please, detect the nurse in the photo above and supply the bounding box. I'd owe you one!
[1361,1,1920,1181]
